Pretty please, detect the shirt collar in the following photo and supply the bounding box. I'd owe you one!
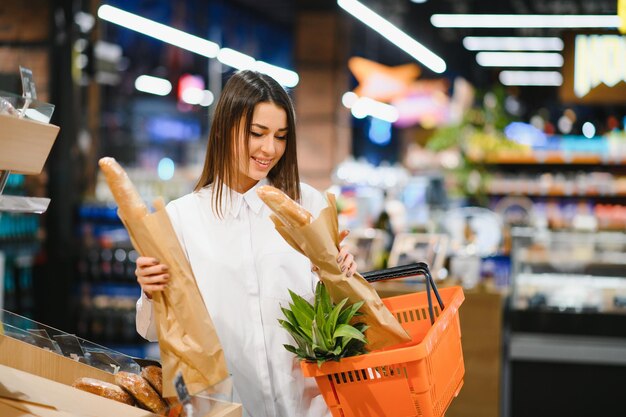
[226,178,268,218]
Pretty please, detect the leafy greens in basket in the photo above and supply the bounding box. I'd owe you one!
[279,282,369,366]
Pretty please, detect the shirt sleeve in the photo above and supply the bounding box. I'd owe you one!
[136,291,158,342]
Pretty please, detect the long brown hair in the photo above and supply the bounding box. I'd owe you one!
[194,70,301,217]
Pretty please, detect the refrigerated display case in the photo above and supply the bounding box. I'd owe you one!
[504,228,626,417]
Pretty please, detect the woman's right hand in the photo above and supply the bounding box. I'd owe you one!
[135,256,169,299]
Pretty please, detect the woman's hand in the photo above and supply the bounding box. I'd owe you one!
[311,230,358,277]
[336,230,357,277]
[135,256,169,299]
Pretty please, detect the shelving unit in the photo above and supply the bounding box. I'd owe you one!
[0,102,59,315]
[503,228,626,417]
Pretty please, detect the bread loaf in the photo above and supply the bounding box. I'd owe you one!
[98,157,148,219]
[257,185,312,227]
[141,365,163,396]
[72,377,135,406]
[115,371,168,415]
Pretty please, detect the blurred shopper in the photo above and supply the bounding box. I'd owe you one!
[134,70,356,417]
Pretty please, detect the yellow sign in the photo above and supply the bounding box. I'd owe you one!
[574,34,626,97]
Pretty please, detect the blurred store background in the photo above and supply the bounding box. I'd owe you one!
[1,0,626,416]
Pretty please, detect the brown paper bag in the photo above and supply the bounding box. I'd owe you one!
[271,193,411,351]
[123,200,228,397]
[100,160,228,398]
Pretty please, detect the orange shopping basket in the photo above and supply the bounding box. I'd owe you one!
[301,262,465,417]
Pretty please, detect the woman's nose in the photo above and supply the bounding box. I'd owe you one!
[260,136,275,154]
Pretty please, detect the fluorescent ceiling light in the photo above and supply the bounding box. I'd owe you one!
[217,48,255,70]
[135,75,172,96]
[181,88,214,106]
[348,96,399,123]
[98,4,299,87]
[337,0,446,73]
[431,14,620,28]
[342,92,359,108]
[463,37,564,51]
[181,87,205,104]
[499,71,563,86]
[476,52,564,67]
[200,90,214,107]
[98,5,219,58]
[253,61,299,88]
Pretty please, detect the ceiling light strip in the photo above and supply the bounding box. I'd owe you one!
[338,0,446,73]
[431,14,620,29]
[98,4,299,87]
[463,36,564,51]
[134,75,172,96]
[499,70,563,86]
[476,52,564,67]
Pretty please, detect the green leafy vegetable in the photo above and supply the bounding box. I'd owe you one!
[279,282,368,366]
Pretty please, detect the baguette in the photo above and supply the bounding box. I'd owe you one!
[257,185,312,227]
[71,377,135,406]
[115,371,168,415]
[98,157,148,219]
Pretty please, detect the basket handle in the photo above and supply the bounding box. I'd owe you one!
[362,262,444,325]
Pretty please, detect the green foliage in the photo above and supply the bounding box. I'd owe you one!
[279,282,368,366]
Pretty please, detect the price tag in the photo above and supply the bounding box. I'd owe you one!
[174,372,191,404]
[53,334,85,361]
[19,66,37,100]
[174,372,196,417]
[26,329,60,353]
[27,328,51,339]
[88,350,122,374]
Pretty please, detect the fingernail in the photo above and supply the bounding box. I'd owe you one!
[164,274,170,280]
[337,256,343,263]
[152,258,160,264]
[161,265,168,272]
[341,265,346,272]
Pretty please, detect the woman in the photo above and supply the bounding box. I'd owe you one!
[135,70,357,417]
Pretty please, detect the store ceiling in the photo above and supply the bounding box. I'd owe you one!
[233,0,619,91]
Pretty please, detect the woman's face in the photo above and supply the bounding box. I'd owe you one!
[235,101,288,193]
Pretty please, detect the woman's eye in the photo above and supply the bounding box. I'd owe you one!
[251,131,263,137]
[275,135,287,140]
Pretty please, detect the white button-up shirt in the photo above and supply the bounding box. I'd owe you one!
[136,179,331,417]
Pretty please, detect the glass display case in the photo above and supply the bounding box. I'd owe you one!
[510,228,626,335]
[504,228,626,417]
[1,309,145,374]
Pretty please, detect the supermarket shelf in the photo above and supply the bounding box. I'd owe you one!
[510,332,626,365]
[470,152,626,165]
[486,190,626,198]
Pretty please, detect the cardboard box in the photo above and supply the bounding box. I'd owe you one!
[0,335,242,417]
[0,363,162,417]
[0,114,60,174]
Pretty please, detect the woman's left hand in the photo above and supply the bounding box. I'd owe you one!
[311,230,357,277]
[337,229,357,277]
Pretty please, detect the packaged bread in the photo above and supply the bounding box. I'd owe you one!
[72,377,135,406]
[115,371,168,415]
[141,365,163,397]
[257,185,412,350]
[257,185,312,227]
[98,157,149,219]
